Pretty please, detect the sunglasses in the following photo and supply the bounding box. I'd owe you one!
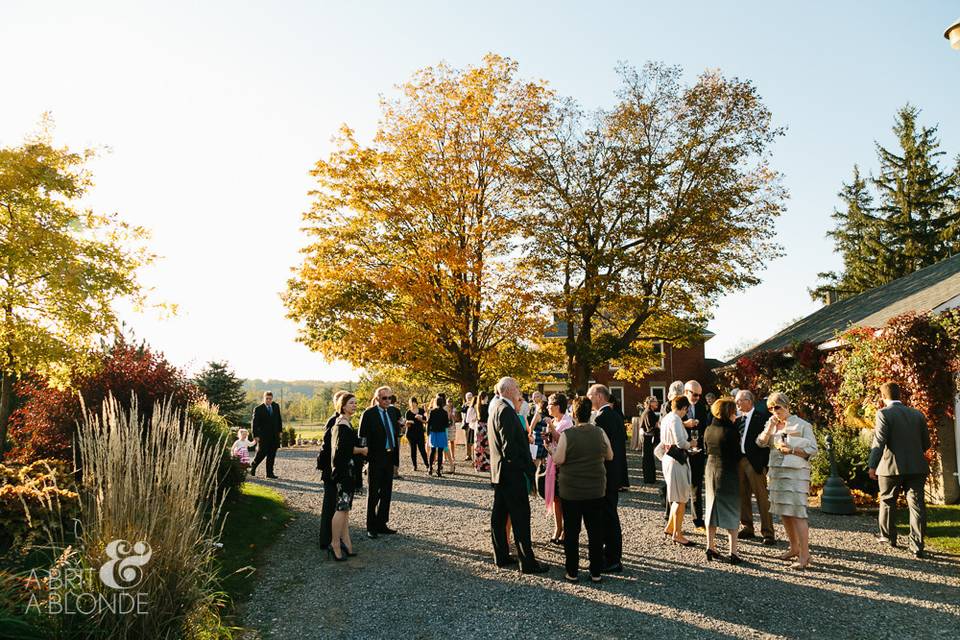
[689,392,701,398]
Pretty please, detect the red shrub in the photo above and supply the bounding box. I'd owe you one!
[5,340,200,464]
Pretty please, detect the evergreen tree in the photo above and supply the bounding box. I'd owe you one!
[873,104,955,273]
[814,105,959,301]
[194,361,247,426]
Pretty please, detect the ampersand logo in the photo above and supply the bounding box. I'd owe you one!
[99,540,152,590]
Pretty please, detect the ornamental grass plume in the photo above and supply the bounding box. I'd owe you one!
[75,394,229,639]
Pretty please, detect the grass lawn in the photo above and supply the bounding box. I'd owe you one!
[218,482,291,602]
[897,504,960,555]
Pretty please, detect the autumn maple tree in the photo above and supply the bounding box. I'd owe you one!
[285,55,552,393]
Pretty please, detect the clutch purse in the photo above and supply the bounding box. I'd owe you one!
[666,444,688,465]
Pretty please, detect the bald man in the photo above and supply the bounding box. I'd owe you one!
[489,377,547,574]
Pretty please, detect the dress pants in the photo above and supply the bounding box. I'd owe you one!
[602,483,622,566]
[318,480,338,548]
[491,472,537,571]
[641,436,657,484]
[689,452,705,524]
[408,429,428,469]
[366,458,394,532]
[251,442,278,476]
[878,473,927,552]
[561,497,605,577]
[737,458,774,539]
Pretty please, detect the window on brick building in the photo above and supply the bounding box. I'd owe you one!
[653,341,665,370]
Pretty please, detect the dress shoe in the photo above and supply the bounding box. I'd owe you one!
[564,573,579,583]
[266,474,279,479]
[495,557,519,568]
[379,526,397,535]
[913,549,925,559]
[737,530,756,540]
[693,519,705,529]
[602,562,623,573]
[366,530,379,539]
[520,562,549,575]
[341,543,357,557]
[876,536,896,547]
[705,548,723,562]
[728,554,744,565]
[761,537,776,546]
[249,466,257,477]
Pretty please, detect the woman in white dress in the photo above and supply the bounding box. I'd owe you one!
[657,395,695,546]
[756,391,818,570]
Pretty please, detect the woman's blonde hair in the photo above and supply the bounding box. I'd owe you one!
[667,380,685,401]
[766,391,790,412]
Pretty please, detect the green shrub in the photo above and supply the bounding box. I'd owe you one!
[280,427,296,447]
[811,425,875,494]
[0,460,79,557]
[189,402,245,500]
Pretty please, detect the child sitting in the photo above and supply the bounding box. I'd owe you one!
[231,428,254,466]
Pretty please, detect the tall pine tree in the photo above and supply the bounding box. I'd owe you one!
[194,361,247,426]
[814,105,959,300]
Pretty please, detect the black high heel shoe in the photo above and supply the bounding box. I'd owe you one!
[728,554,744,565]
[326,547,347,562]
[705,548,722,562]
[341,543,357,557]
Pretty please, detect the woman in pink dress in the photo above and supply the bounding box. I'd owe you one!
[543,392,573,544]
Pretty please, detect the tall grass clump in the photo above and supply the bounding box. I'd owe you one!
[75,395,231,639]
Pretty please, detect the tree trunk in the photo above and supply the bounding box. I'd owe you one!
[570,354,592,396]
[0,373,12,457]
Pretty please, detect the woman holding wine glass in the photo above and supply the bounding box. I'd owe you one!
[657,395,695,546]
[756,392,818,569]
[328,392,368,561]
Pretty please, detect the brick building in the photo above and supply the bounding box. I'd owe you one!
[536,322,716,418]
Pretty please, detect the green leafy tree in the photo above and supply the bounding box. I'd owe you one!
[193,361,247,426]
[0,117,152,453]
[521,62,787,391]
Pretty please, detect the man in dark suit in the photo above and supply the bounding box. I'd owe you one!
[684,380,709,529]
[588,384,626,573]
[387,395,403,480]
[869,382,931,558]
[735,390,775,544]
[358,386,398,538]
[250,391,283,478]
[489,377,547,574]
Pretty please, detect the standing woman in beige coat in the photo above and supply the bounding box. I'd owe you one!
[756,392,818,569]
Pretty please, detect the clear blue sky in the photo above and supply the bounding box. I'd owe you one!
[1,1,958,380]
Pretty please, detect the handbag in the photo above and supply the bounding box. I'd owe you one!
[666,444,688,465]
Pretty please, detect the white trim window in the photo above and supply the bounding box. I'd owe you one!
[652,341,665,370]
[610,386,625,412]
[649,385,666,405]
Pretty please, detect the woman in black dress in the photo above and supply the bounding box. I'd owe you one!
[639,396,661,484]
[329,392,368,561]
[405,397,429,471]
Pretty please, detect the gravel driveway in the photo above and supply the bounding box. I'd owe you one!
[240,448,960,640]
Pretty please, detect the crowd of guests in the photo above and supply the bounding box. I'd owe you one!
[238,376,932,573]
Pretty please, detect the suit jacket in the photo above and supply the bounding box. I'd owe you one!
[685,399,710,465]
[251,403,283,443]
[387,404,403,440]
[595,405,627,491]
[318,413,338,481]
[737,408,771,473]
[489,398,535,485]
[358,405,395,466]
[869,402,930,476]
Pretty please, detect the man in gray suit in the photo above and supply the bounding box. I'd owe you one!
[868,382,931,558]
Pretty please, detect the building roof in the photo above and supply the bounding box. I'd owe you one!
[730,252,960,362]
